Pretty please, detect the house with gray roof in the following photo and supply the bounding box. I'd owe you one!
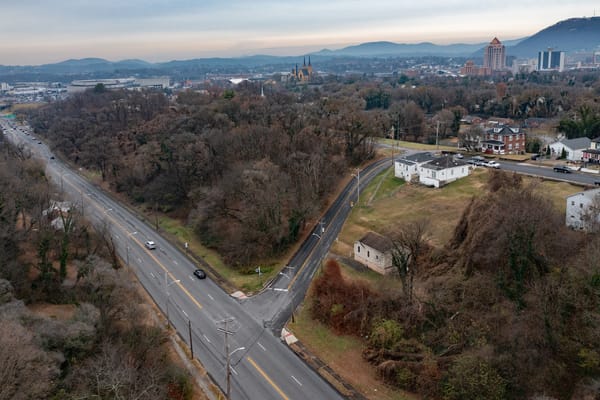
[354,231,394,275]
[549,137,591,161]
[394,152,436,182]
[419,155,470,188]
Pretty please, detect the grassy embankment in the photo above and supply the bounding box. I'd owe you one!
[290,165,584,400]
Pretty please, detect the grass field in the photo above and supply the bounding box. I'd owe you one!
[378,138,458,152]
[293,166,585,399]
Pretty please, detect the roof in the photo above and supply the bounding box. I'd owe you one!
[398,152,435,164]
[556,137,591,151]
[422,155,467,171]
[357,231,393,253]
[490,37,502,45]
[567,187,600,200]
[486,126,520,136]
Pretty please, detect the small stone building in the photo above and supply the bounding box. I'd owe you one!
[354,232,394,275]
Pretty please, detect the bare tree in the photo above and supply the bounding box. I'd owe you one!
[459,125,483,152]
[388,219,430,303]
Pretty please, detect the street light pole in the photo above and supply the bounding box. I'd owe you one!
[164,271,180,328]
[352,169,360,205]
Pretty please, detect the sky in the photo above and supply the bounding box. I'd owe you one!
[1,1,598,65]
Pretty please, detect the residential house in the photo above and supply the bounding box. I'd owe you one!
[582,137,600,163]
[481,126,526,154]
[549,137,591,162]
[394,152,436,182]
[419,155,470,188]
[566,188,600,231]
[354,231,394,275]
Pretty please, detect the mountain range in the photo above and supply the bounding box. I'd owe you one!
[1,16,600,81]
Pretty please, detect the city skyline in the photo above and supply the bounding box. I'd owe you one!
[1,1,598,65]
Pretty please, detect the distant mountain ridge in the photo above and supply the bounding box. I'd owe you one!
[508,17,600,57]
[1,16,599,79]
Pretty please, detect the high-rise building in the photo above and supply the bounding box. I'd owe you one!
[483,37,506,73]
[538,49,565,72]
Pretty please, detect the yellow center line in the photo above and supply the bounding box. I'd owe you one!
[246,356,290,400]
[286,165,385,290]
[63,174,203,310]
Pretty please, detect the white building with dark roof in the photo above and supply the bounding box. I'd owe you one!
[419,155,470,188]
[394,152,436,182]
[354,231,394,275]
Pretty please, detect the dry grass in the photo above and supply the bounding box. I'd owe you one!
[290,271,415,400]
[334,166,584,279]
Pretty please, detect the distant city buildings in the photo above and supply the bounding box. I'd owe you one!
[67,77,170,93]
[537,49,565,72]
[483,37,506,73]
[460,37,507,76]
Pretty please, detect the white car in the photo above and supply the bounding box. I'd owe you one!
[144,240,156,250]
[485,161,501,169]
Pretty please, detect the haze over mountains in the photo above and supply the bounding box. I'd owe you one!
[1,16,599,79]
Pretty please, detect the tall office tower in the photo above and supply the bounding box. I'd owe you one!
[538,49,565,72]
[483,37,506,73]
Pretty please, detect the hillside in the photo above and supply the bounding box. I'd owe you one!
[509,17,600,57]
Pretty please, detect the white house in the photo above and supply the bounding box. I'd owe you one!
[419,155,470,188]
[549,137,591,162]
[354,231,394,275]
[394,152,436,182]
[566,188,600,231]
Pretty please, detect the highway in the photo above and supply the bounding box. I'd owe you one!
[3,118,594,399]
[1,119,344,400]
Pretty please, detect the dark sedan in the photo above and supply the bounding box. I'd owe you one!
[193,269,206,279]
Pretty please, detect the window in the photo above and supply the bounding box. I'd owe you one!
[431,171,436,179]
[357,246,360,253]
[580,203,584,209]
[376,255,379,260]
[367,251,370,257]
[516,143,520,149]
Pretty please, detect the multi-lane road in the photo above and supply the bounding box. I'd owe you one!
[2,119,596,399]
[1,120,344,400]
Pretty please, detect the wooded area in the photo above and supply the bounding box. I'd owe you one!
[310,172,600,399]
[0,137,193,400]
[26,70,600,267]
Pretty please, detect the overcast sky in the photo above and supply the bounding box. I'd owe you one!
[1,1,598,65]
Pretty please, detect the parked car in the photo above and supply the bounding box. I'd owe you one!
[553,165,571,174]
[486,161,501,169]
[193,269,207,279]
[144,240,156,250]
[594,180,600,186]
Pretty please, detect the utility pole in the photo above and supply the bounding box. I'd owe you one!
[216,317,241,400]
[436,120,440,150]
[352,169,360,205]
[164,272,180,329]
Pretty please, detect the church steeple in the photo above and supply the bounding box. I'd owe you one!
[303,56,306,66]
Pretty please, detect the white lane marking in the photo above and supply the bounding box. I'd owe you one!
[257,342,266,351]
[181,309,189,318]
[137,258,142,263]
[150,272,155,279]
[203,334,211,343]
[189,276,194,281]
[291,376,302,386]
[173,260,178,265]
[207,294,214,301]
[231,367,238,376]
[115,234,120,239]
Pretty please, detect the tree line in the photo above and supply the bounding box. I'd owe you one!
[0,137,194,400]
